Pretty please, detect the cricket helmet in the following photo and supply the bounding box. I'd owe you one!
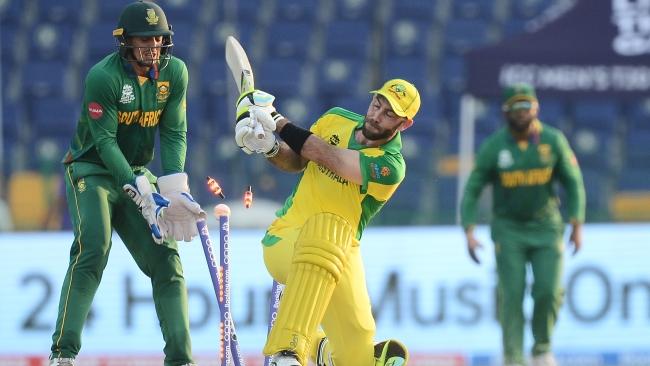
[112,1,174,68]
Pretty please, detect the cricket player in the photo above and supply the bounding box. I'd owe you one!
[233,79,420,366]
[49,2,204,365]
[460,83,585,366]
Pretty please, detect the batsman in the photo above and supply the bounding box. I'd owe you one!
[49,2,205,365]
[233,79,420,366]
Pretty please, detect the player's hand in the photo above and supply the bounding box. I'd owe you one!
[158,173,207,242]
[123,175,170,244]
[235,106,280,155]
[569,221,583,255]
[465,230,483,264]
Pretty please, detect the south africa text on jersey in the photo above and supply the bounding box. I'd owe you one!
[117,109,163,127]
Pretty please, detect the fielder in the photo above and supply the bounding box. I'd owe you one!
[460,83,586,366]
[233,79,421,366]
[49,2,204,365]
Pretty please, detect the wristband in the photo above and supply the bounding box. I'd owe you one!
[278,122,312,154]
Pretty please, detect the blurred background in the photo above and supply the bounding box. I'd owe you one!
[1,0,648,365]
[2,0,649,230]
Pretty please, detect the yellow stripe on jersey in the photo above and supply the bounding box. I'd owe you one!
[366,181,399,202]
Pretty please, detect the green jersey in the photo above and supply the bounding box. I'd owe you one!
[461,120,585,228]
[262,107,405,246]
[63,52,188,186]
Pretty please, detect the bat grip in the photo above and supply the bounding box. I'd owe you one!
[250,111,266,139]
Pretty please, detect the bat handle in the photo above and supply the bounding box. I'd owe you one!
[250,111,266,139]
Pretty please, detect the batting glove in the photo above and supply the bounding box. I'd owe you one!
[123,175,170,245]
[236,89,284,126]
[235,106,280,155]
[158,173,207,242]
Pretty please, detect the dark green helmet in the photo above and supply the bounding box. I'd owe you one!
[113,1,174,68]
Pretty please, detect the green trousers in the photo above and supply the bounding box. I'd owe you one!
[51,165,193,366]
[492,218,564,365]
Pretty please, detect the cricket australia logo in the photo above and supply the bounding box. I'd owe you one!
[612,0,650,55]
[119,84,135,104]
[388,83,407,99]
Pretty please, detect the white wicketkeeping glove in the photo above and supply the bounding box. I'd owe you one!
[123,175,170,245]
[157,173,206,242]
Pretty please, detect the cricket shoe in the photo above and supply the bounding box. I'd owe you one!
[269,350,301,366]
[49,358,75,366]
[531,352,557,366]
[374,339,408,366]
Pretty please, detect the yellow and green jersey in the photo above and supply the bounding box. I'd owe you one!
[63,52,188,186]
[262,107,405,246]
[461,120,585,228]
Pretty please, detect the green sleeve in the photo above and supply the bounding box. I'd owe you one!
[358,152,404,200]
[460,142,494,229]
[84,68,136,186]
[159,60,188,175]
[554,133,586,223]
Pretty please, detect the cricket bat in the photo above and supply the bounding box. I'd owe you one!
[225,35,264,139]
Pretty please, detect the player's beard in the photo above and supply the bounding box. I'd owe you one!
[507,114,534,134]
[361,116,401,141]
[361,117,400,140]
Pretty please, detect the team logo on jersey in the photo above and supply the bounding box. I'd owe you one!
[370,162,390,179]
[145,9,159,25]
[88,102,103,119]
[157,81,170,102]
[329,134,340,146]
[497,149,514,168]
[77,178,86,193]
[538,144,552,163]
[120,84,135,104]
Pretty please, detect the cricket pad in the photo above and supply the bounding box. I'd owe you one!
[264,212,353,365]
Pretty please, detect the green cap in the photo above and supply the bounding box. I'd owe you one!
[502,83,538,112]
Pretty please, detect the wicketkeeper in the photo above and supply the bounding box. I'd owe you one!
[49,2,204,365]
[233,79,421,366]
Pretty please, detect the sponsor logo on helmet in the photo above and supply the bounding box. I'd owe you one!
[88,102,103,119]
[120,84,135,104]
[156,81,170,103]
[145,8,159,25]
